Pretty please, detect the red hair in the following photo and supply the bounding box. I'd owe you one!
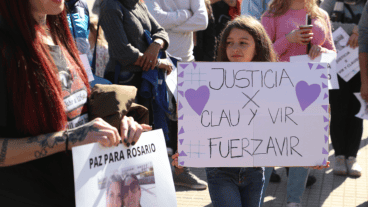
[0,1,91,136]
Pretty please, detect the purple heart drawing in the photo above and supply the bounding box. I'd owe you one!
[185,86,210,115]
[295,81,321,111]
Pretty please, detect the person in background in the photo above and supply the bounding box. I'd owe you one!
[65,0,92,60]
[361,2,368,105]
[0,0,150,206]
[93,0,104,16]
[210,0,242,39]
[193,0,217,61]
[261,0,336,206]
[88,14,109,78]
[145,0,209,190]
[100,0,172,145]
[321,0,366,178]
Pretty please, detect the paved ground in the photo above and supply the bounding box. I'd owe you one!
[84,2,368,206]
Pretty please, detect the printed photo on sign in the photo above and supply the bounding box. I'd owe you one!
[72,129,177,207]
[177,62,329,168]
[101,162,157,207]
[332,27,350,52]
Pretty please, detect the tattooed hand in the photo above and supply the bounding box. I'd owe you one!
[67,118,122,149]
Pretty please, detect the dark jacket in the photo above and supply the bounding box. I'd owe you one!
[194,8,217,62]
[99,0,170,76]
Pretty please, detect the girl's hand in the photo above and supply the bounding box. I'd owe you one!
[141,44,161,71]
[157,59,173,75]
[305,161,330,170]
[171,153,183,168]
[120,116,152,147]
[286,29,313,45]
[309,45,324,60]
[68,118,122,149]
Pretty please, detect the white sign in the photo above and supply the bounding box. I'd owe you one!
[336,46,360,82]
[354,93,368,120]
[177,62,329,167]
[165,57,178,102]
[72,129,177,207]
[332,27,350,52]
[332,27,360,82]
[290,53,339,90]
[79,54,95,82]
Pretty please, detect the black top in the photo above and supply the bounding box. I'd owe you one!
[211,1,231,38]
[0,31,89,206]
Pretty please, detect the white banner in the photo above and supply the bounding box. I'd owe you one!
[72,129,177,207]
[177,62,329,167]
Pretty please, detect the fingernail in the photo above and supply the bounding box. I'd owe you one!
[124,139,128,143]
[126,143,131,147]
[120,140,123,144]
[131,141,136,146]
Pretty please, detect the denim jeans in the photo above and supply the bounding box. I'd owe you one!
[206,167,264,207]
[261,167,309,206]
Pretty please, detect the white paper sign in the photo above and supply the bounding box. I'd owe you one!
[165,57,178,102]
[72,129,177,207]
[336,46,360,82]
[177,62,329,167]
[290,53,339,90]
[354,93,368,120]
[79,54,95,82]
[332,27,350,52]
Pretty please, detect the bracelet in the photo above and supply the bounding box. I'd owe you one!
[156,59,161,67]
[64,129,69,152]
[152,40,163,50]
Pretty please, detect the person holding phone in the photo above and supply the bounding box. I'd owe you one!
[261,0,336,206]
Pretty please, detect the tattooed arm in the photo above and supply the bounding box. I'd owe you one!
[0,118,122,167]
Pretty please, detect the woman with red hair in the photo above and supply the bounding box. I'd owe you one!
[0,0,150,206]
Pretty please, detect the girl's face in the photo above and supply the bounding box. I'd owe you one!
[30,0,65,16]
[106,182,123,207]
[226,28,256,63]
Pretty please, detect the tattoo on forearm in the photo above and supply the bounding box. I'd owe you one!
[0,139,9,164]
[27,133,66,159]
[68,125,99,144]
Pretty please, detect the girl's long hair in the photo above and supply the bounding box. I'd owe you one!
[0,1,91,136]
[266,0,327,25]
[216,16,278,62]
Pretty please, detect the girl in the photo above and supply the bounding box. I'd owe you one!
[0,1,149,206]
[173,15,278,207]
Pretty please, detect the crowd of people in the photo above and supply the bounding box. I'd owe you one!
[0,0,367,206]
